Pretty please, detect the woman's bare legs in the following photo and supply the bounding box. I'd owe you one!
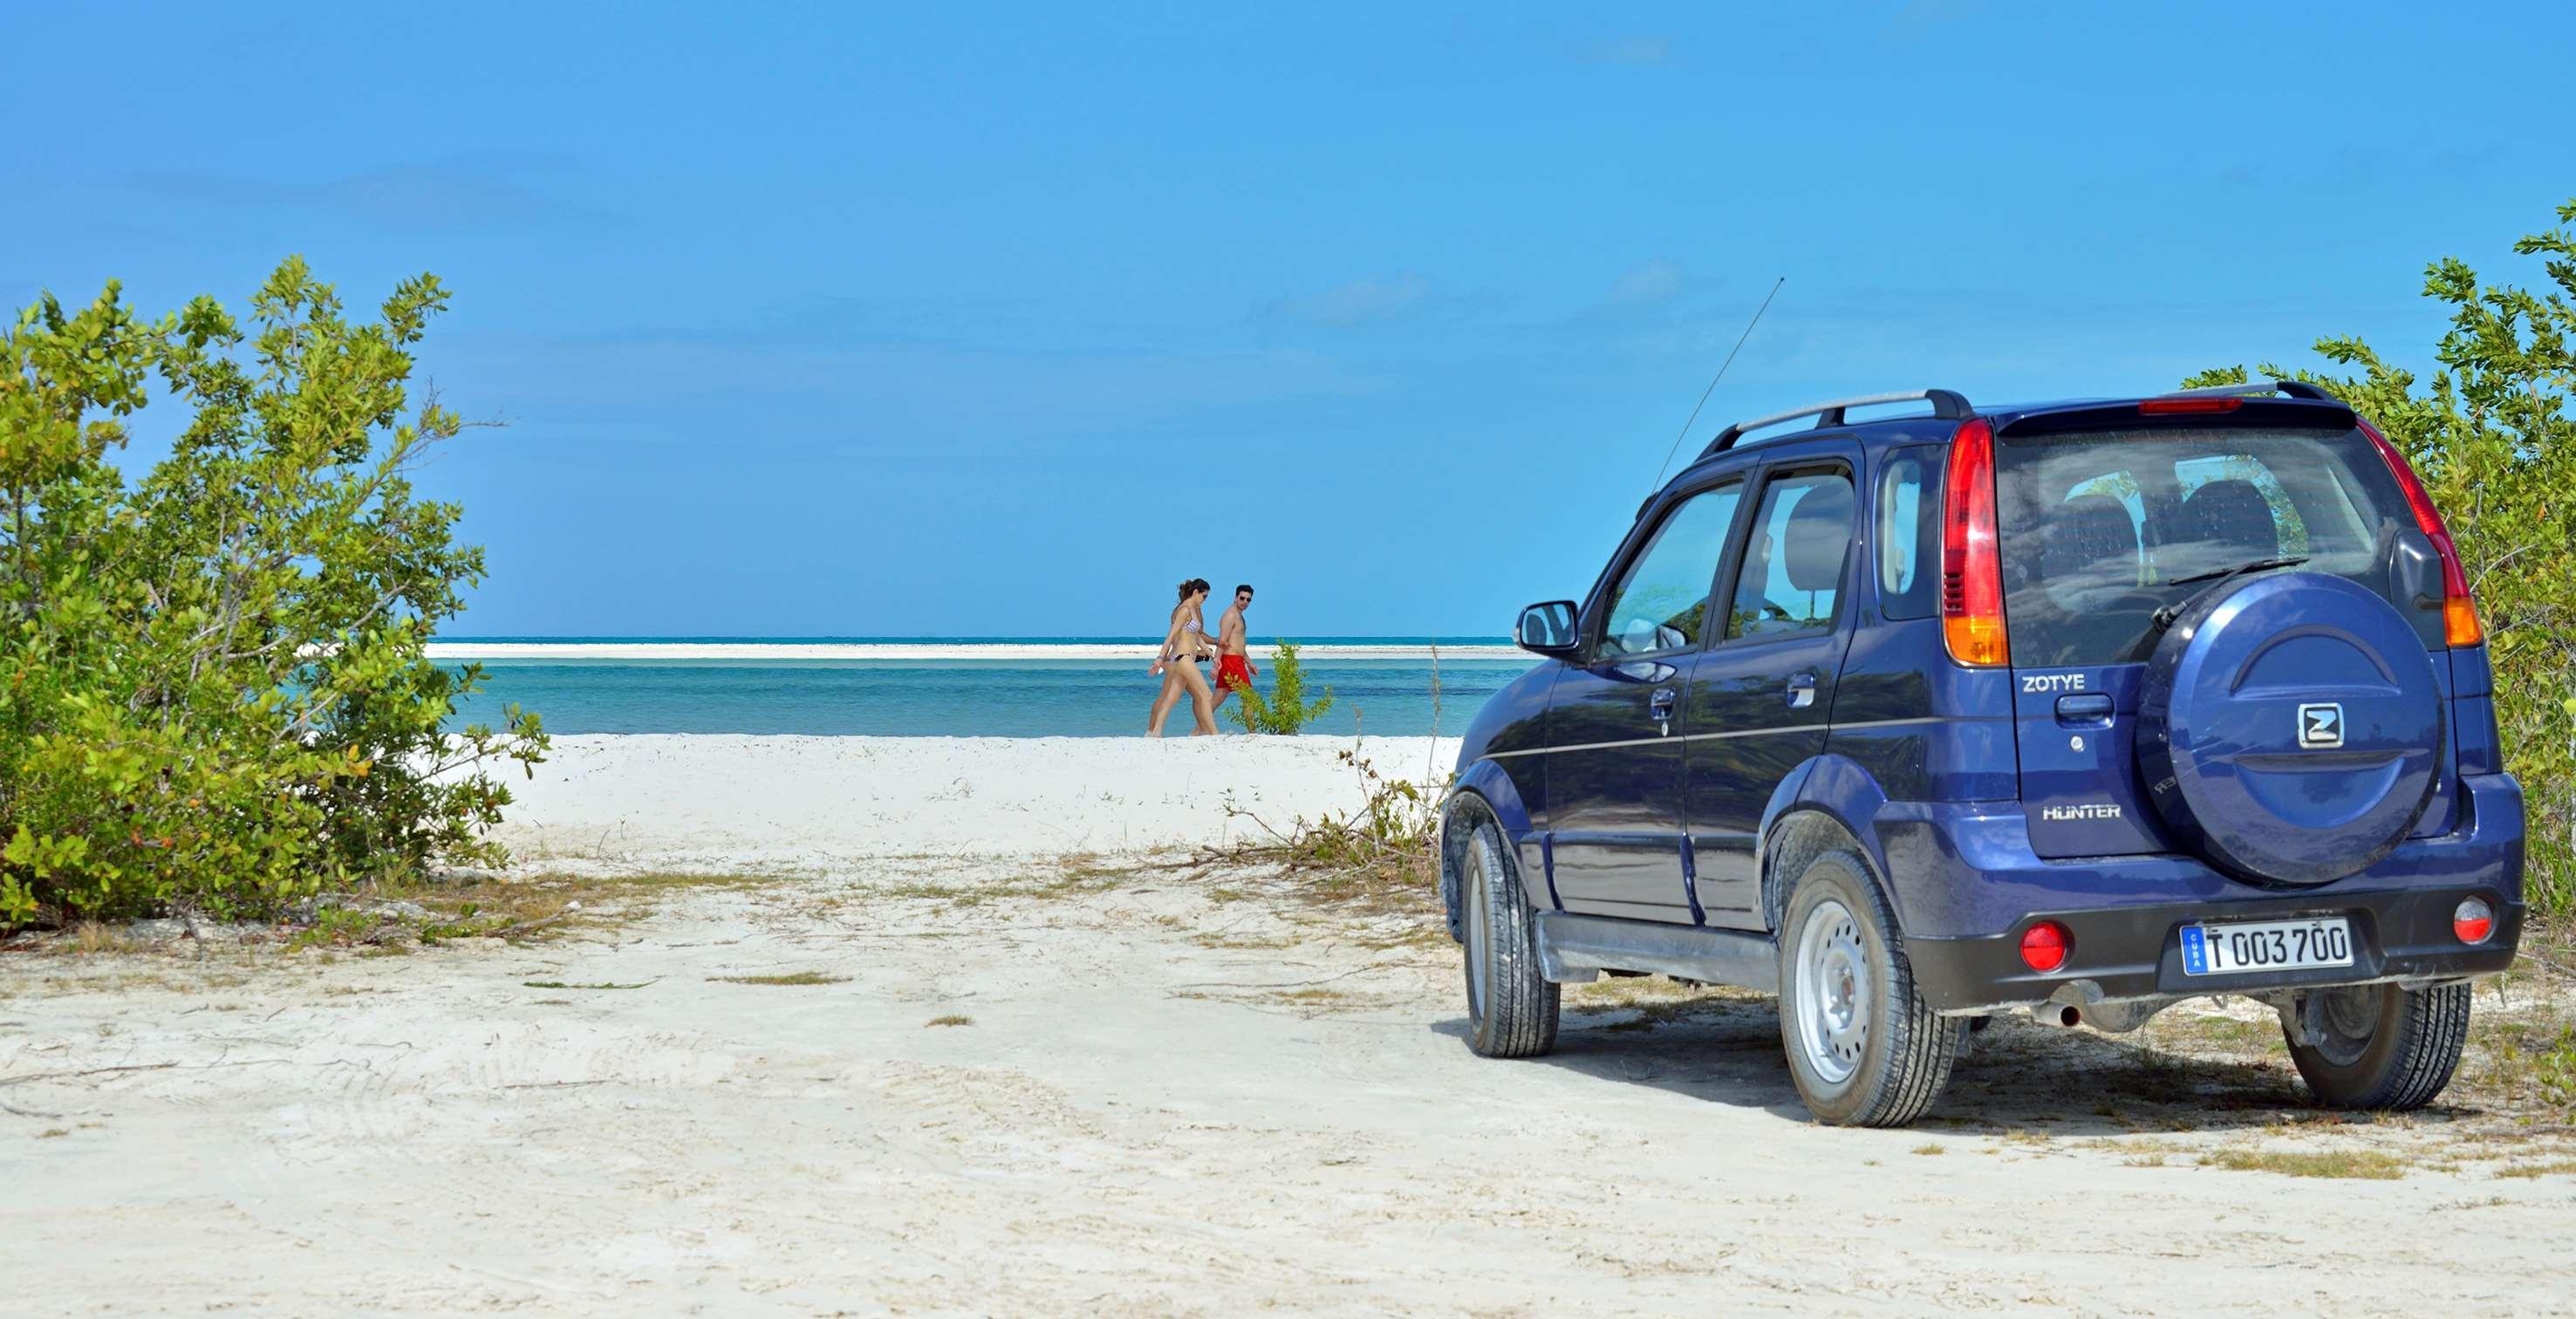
[1148,662,1188,736]
[1174,660,1220,735]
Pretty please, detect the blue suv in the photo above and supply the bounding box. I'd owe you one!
[1439,383,2524,1126]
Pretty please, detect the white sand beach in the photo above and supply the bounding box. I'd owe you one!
[492,733,1462,870]
[7,735,2573,1315]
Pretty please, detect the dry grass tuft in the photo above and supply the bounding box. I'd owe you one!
[1207,749,1445,917]
[66,922,144,956]
[10,870,762,960]
[925,1014,974,1028]
[2201,1146,2407,1179]
[711,971,848,987]
[1564,974,1766,1035]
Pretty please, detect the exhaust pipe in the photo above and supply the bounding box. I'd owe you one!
[2027,1003,2084,1029]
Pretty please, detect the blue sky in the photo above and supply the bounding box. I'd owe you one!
[9,2,2572,637]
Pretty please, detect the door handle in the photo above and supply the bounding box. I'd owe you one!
[2055,693,2114,726]
[1650,687,1677,736]
[1786,673,1817,710]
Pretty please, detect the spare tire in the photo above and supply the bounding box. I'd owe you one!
[2137,571,2443,885]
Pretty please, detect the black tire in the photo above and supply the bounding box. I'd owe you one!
[2283,982,2470,1111]
[1459,817,1559,1058]
[1775,851,1961,1126]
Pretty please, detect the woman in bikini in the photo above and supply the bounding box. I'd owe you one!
[1147,578,1220,736]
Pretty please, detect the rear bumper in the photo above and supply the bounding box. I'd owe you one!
[1885,772,2525,1014]
[1904,886,2522,1014]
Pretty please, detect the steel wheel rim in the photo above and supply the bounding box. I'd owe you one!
[1794,898,1869,1087]
[1464,842,1493,1019]
[2302,987,2380,1067]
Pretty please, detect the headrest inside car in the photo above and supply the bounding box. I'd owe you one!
[1783,483,1854,592]
[2179,479,2279,563]
[2044,494,2141,584]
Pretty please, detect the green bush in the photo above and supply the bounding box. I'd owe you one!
[0,258,546,926]
[1229,639,1337,735]
[2188,197,2576,926]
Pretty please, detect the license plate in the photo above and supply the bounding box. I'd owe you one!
[2179,917,2355,976]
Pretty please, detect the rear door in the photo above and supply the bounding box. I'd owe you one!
[1549,477,1746,921]
[1992,419,2453,858]
[1683,456,1861,927]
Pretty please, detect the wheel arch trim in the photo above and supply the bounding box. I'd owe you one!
[1757,753,1900,935]
[1443,759,1550,941]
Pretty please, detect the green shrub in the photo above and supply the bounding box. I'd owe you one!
[2188,197,2576,926]
[1229,639,1336,735]
[0,258,546,926]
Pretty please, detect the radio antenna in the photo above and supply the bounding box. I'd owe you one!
[1650,276,1784,492]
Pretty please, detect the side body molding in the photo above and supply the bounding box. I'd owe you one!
[1535,912,1779,993]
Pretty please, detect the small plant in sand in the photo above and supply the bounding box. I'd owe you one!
[1223,748,1445,906]
[1230,639,1336,735]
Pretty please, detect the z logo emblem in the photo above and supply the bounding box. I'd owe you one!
[2297,702,2345,749]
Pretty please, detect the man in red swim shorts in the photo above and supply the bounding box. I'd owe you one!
[1210,584,1259,711]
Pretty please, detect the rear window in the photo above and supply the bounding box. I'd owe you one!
[1993,426,2412,666]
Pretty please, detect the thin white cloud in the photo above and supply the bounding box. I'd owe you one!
[1271,272,1438,327]
[1570,35,1676,66]
[1607,258,1689,306]
[125,151,606,230]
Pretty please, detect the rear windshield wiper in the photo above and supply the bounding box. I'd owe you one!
[2152,556,2310,631]
[2164,555,2309,588]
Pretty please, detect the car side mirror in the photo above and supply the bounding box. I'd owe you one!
[1515,600,1581,657]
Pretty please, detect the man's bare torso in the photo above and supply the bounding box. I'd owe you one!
[1216,605,1248,656]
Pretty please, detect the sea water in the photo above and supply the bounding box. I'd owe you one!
[441,639,1530,737]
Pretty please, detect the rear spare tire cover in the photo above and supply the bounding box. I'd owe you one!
[2137,571,2443,885]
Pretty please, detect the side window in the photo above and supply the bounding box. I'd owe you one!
[1876,450,1941,619]
[1597,482,1742,657]
[1726,469,1855,640]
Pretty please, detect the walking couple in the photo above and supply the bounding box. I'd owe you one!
[1149,578,1258,736]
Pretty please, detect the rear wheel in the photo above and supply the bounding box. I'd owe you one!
[1776,851,1961,1126]
[1460,819,1558,1058]
[2282,982,2470,1111]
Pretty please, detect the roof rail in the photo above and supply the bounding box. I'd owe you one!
[1702,388,1973,456]
[2165,379,2338,402]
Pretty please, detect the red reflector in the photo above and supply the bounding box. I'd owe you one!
[2452,898,2495,945]
[2140,396,2244,414]
[2019,921,2071,973]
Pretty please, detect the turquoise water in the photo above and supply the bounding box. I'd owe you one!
[443,635,1513,647]
[442,640,1528,737]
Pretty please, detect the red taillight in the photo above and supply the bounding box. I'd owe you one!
[1940,417,2008,666]
[2453,897,2495,945]
[2140,395,2244,414]
[2357,416,2483,646]
[2019,921,2071,974]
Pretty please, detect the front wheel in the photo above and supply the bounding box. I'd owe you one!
[2282,982,2470,1111]
[1459,818,1559,1058]
[1775,851,1961,1126]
